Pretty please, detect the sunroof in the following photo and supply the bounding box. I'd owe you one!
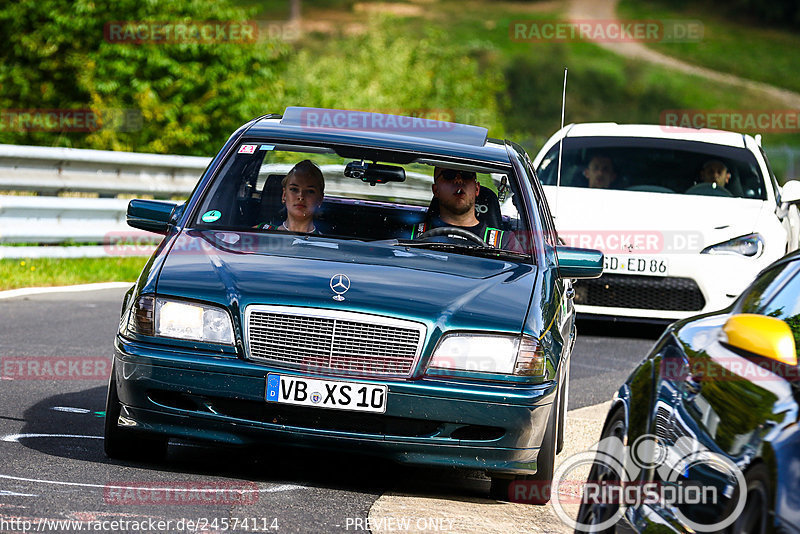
[280,107,489,147]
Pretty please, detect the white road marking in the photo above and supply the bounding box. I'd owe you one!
[0,282,132,300]
[51,407,92,414]
[1,433,102,443]
[0,490,37,497]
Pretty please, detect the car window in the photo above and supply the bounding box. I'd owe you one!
[191,143,532,256]
[537,137,767,200]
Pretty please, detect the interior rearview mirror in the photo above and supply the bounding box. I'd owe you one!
[344,161,406,186]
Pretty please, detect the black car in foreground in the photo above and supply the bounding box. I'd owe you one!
[562,251,800,533]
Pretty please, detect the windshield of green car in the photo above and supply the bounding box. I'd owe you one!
[191,142,532,255]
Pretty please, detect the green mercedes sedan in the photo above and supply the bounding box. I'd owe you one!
[105,107,602,502]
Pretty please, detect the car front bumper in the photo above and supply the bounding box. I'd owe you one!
[574,252,772,320]
[113,336,557,475]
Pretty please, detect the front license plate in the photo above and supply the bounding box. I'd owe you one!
[266,374,387,413]
[604,255,669,276]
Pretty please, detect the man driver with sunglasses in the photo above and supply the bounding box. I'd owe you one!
[412,167,519,250]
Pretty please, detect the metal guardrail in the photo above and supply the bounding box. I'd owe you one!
[0,143,209,197]
[0,144,433,257]
[0,195,152,245]
[5,141,797,259]
[0,143,207,256]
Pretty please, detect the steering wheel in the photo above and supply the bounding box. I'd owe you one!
[417,226,489,247]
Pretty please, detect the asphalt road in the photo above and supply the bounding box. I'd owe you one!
[0,287,661,533]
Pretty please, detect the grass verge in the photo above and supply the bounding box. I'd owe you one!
[0,257,147,291]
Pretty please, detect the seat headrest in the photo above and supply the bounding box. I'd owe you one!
[256,174,286,225]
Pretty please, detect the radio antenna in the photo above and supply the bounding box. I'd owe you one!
[554,67,568,222]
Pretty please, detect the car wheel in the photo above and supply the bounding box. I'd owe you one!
[727,464,770,534]
[489,401,558,505]
[575,407,626,533]
[104,368,167,462]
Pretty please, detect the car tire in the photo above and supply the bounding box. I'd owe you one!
[489,400,558,505]
[575,407,626,533]
[104,368,168,462]
[727,464,770,534]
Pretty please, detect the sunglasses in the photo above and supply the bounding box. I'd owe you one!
[436,169,477,181]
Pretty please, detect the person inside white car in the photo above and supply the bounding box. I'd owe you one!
[583,154,618,189]
[699,159,731,189]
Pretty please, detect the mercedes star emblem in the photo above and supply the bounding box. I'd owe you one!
[330,274,351,301]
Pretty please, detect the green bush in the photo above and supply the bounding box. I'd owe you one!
[0,0,290,155]
[283,17,506,137]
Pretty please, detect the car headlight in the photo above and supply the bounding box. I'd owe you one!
[125,295,234,345]
[427,333,545,377]
[701,233,764,258]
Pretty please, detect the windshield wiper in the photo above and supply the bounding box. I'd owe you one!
[393,240,530,261]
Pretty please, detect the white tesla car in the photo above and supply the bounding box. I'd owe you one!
[532,123,800,321]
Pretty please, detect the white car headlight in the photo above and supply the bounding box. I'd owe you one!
[701,233,764,258]
[427,333,545,376]
[155,298,234,344]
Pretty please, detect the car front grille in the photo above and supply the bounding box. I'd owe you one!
[246,306,425,377]
[574,274,706,312]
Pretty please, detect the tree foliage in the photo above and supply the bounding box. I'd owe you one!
[283,18,506,136]
[0,0,290,155]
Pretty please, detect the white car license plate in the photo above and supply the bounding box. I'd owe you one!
[266,374,387,413]
[604,255,669,277]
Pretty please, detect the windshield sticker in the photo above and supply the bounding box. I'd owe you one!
[238,144,258,154]
[260,144,275,151]
[201,210,222,223]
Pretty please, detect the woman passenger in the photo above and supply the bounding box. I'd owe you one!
[257,159,325,233]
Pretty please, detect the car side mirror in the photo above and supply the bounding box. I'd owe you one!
[781,179,800,204]
[720,314,797,365]
[127,199,181,234]
[557,246,604,279]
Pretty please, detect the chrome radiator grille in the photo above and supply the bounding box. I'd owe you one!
[246,306,425,377]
